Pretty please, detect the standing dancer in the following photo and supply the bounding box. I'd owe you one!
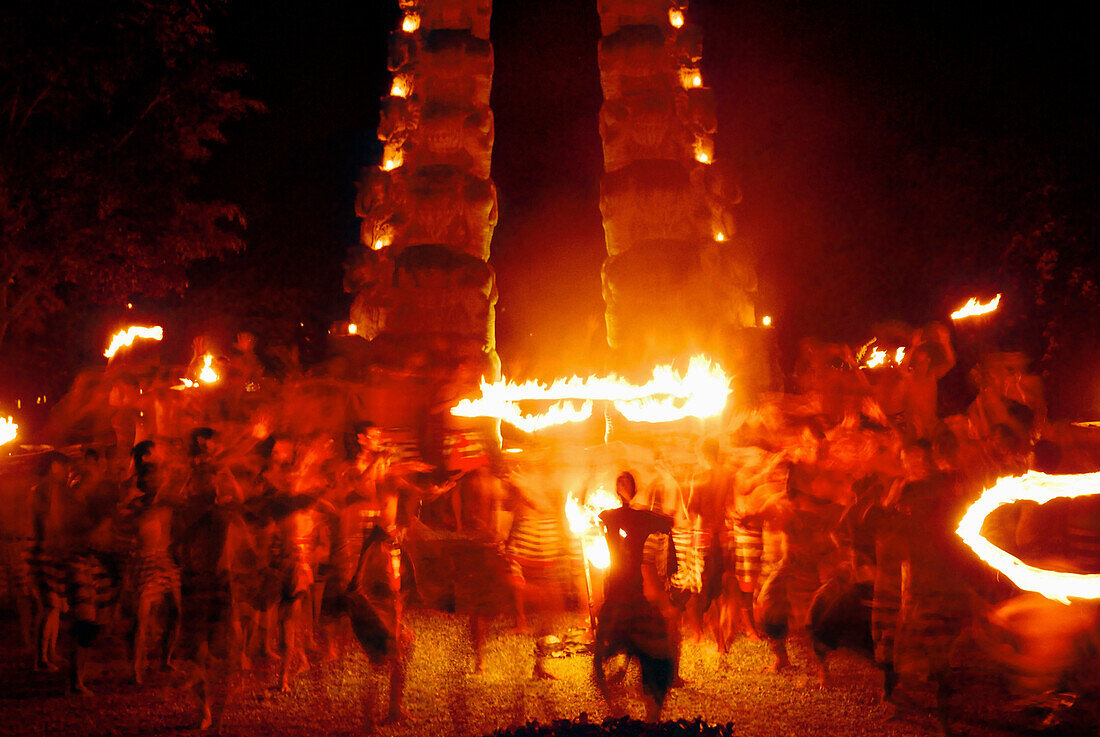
[594,471,676,721]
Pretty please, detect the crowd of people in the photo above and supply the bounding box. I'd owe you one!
[2,325,1099,732]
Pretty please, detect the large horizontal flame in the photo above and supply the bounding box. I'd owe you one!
[104,326,163,358]
[951,293,1001,321]
[450,354,730,432]
[566,487,622,570]
[957,471,1100,604]
[1,416,17,447]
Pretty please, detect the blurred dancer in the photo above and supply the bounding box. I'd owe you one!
[594,471,677,721]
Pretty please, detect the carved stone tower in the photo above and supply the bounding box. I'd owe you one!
[596,1,756,372]
[347,0,499,383]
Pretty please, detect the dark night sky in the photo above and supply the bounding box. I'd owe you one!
[194,0,1097,377]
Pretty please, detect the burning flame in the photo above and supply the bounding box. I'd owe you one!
[381,151,404,172]
[864,348,887,369]
[104,325,163,359]
[951,293,1001,321]
[451,354,730,432]
[390,75,410,98]
[401,13,420,33]
[566,487,622,569]
[957,471,1100,604]
[199,354,219,383]
[1,416,17,447]
[680,68,703,90]
[668,8,685,28]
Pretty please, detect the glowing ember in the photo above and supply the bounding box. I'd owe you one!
[951,293,1001,321]
[668,8,684,28]
[957,471,1100,604]
[401,13,420,33]
[566,487,622,570]
[1,416,17,447]
[104,325,163,359]
[451,354,730,432]
[199,354,219,384]
[761,315,772,327]
[390,75,410,98]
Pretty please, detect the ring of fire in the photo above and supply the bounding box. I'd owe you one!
[956,470,1100,604]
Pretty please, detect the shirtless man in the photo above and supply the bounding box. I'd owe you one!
[273,435,337,692]
[686,438,731,647]
[31,452,73,673]
[128,440,182,684]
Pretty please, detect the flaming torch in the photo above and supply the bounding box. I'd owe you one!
[957,471,1100,604]
[1,416,17,448]
[104,326,163,359]
[451,354,731,433]
[951,293,1001,321]
[566,486,622,628]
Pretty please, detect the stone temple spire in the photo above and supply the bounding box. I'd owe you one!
[347,0,499,384]
[595,0,756,372]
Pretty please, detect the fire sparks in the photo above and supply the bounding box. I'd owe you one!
[957,471,1100,604]
[401,12,420,33]
[1,416,17,447]
[951,293,1001,321]
[668,8,685,28]
[451,354,731,432]
[390,75,410,98]
[566,487,622,569]
[104,325,163,359]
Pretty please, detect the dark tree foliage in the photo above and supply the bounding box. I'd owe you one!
[0,0,263,348]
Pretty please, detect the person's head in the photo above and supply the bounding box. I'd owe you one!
[189,427,216,458]
[1031,439,1062,473]
[615,471,637,503]
[355,421,382,452]
[39,451,70,482]
[931,426,960,470]
[901,441,932,479]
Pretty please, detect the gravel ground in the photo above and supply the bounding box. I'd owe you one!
[0,609,1076,737]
